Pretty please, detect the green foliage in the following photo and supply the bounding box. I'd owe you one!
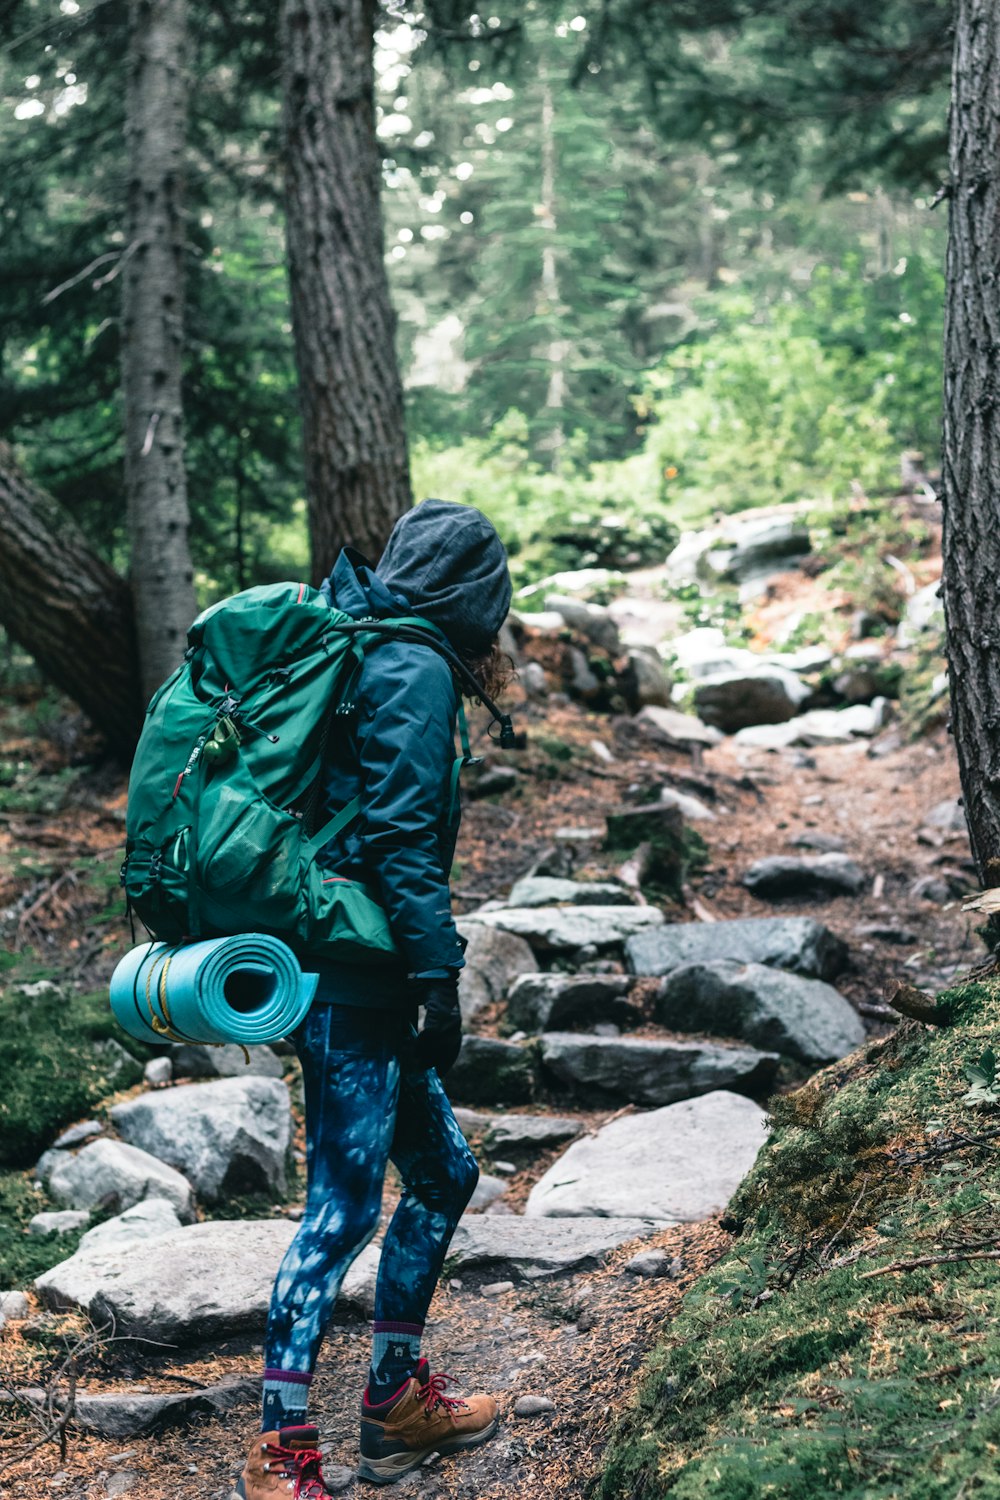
[599,982,1000,1499]
[411,423,677,589]
[0,980,147,1168]
[961,1048,1000,1108]
[0,1169,89,1287]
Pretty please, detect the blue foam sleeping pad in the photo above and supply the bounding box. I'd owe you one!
[110,934,318,1047]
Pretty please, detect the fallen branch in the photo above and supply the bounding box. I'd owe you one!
[858,1247,1000,1280]
[884,978,948,1026]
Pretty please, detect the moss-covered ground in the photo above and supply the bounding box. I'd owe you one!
[598,981,1000,1500]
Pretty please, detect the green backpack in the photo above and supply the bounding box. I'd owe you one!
[121,581,514,961]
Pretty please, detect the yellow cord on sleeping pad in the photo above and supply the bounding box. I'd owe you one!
[144,949,250,1064]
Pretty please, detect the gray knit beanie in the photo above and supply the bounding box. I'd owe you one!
[375,499,512,654]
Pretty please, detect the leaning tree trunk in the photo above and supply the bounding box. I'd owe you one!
[123,0,197,701]
[280,0,412,581]
[941,0,1000,888]
[0,446,143,753]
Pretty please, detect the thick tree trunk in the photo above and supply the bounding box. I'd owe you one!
[941,0,1000,887]
[0,446,143,753]
[280,0,412,582]
[123,0,197,701]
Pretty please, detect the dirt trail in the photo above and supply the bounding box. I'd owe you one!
[0,685,978,1499]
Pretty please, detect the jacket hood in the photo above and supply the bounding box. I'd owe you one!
[374,499,512,654]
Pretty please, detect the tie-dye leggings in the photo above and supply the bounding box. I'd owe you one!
[263,1003,479,1376]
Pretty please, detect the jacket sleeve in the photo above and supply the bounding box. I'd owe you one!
[354,643,465,975]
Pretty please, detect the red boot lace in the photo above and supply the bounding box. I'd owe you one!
[263,1440,330,1499]
[416,1369,468,1419]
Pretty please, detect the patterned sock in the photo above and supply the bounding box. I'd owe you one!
[261,1368,311,1433]
[367,1321,423,1403]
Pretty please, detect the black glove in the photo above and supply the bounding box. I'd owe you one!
[412,975,463,1075]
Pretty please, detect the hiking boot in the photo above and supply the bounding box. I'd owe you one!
[357,1358,499,1484]
[232,1425,335,1499]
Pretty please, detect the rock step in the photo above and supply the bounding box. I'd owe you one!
[447,1030,779,1108]
[447,1216,655,1280]
[626,915,848,981]
[526,1091,767,1221]
[35,1220,380,1342]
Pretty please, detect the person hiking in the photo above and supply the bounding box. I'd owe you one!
[233,500,513,1497]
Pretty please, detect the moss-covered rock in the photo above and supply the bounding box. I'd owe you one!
[0,981,147,1168]
[598,980,1000,1500]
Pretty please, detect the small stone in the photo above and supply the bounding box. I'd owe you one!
[29,1210,90,1237]
[0,1291,29,1320]
[521,662,548,697]
[514,1394,555,1417]
[482,1281,514,1297]
[449,1278,462,1290]
[467,1174,507,1212]
[143,1057,172,1087]
[493,1161,517,1175]
[468,765,521,799]
[624,1250,680,1279]
[52,1121,103,1150]
[322,1465,354,1493]
[789,831,846,852]
[106,1474,140,1497]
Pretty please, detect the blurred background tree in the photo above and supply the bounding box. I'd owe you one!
[0,0,955,748]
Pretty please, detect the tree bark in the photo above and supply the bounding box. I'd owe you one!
[123,0,197,701]
[280,0,412,581]
[941,0,1000,887]
[0,446,143,753]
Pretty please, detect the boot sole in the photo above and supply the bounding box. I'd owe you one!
[356,1414,500,1485]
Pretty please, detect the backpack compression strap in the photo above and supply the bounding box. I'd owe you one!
[303,618,494,862]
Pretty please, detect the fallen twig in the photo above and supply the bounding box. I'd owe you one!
[858,1247,1000,1280]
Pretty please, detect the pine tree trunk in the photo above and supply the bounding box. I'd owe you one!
[280,0,412,581]
[941,0,1000,888]
[0,446,143,753]
[123,0,197,701]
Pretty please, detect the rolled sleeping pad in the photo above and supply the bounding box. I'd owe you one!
[110,934,318,1047]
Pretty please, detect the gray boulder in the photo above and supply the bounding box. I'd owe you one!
[460,905,664,954]
[452,1109,582,1153]
[78,1199,183,1254]
[169,1043,284,1079]
[526,1091,767,1220]
[446,1037,537,1105]
[691,668,810,733]
[505,973,641,1034]
[36,1219,379,1339]
[144,1057,173,1086]
[447,1216,653,1280]
[733,701,891,748]
[742,853,866,900]
[46,1139,195,1222]
[545,594,620,653]
[111,1077,293,1203]
[0,1291,30,1320]
[36,1219,297,1340]
[634,705,723,749]
[626,916,848,981]
[506,876,637,908]
[626,647,673,709]
[655,961,865,1063]
[454,922,538,1024]
[538,1032,778,1107]
[13,1375,258,1439]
